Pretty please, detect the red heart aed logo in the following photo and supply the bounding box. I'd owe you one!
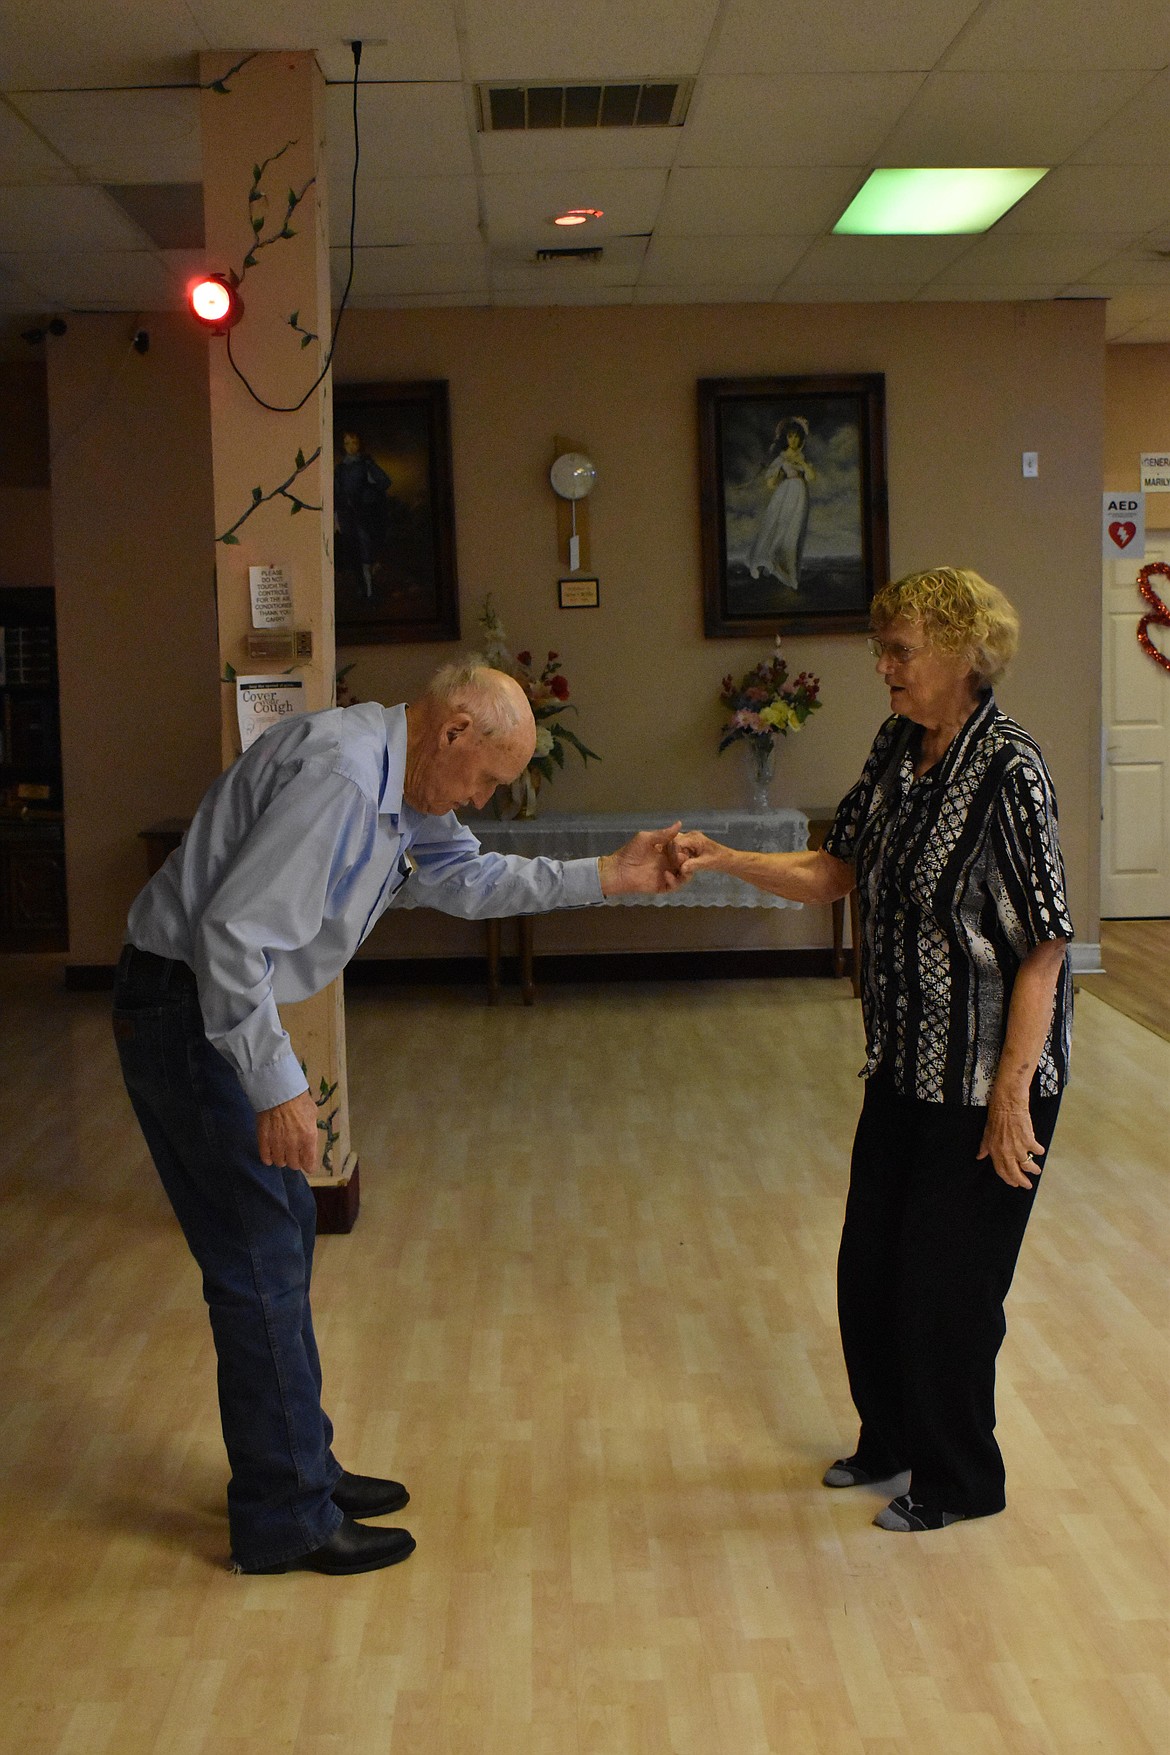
[1109,521,1137,549]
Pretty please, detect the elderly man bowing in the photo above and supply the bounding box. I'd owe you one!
[113,661,683,1577]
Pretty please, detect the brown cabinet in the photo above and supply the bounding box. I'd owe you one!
[0,588,67,949]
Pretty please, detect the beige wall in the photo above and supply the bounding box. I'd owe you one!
[47,314,219,964]
[332,299,1105,957]
[1105,343,1170,530]
[40,298,1106,967]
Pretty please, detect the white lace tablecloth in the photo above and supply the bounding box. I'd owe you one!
[401,808,808,909]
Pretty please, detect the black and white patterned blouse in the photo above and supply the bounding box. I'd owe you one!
[823,693,1073,1104]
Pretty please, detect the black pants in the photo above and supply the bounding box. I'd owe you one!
[837,1072,1061,1515]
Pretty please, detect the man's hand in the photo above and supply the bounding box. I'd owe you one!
[256,1090,319,1177]
[598,823,687,895]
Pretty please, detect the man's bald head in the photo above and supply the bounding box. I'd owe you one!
[403,661,537,815]
[426,662,534,742]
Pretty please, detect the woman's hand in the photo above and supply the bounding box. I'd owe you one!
[978,1085,1044,1189]
[674,831,734,877]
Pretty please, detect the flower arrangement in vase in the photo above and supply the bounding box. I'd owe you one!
[718,637,822,810]
[478,597,600,815]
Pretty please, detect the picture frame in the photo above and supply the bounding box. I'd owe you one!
[558,576,600,609]
[697,374,889,639]
[333,380,460,644]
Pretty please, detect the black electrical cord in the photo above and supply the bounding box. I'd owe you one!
[225,38,362,413]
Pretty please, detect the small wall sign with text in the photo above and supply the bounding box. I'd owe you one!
[1103,493,1145,560]
[1140,453,1170,494]
[237,675,306,751]
[558,577,600,609]
[249,564,294,629]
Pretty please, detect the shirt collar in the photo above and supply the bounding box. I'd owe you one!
[936,689,997,781]
[379,703,408,820]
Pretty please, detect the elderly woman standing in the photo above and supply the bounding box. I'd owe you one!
[676,568,1073,1531]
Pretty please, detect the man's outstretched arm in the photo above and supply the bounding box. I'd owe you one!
[598,822,686,895]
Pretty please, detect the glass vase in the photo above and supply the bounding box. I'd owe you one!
[747,738,776,812]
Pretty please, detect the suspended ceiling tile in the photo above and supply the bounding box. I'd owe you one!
[329,243,489,298]
[680,76,925,168]
[461,0,720,82]
[493,286,636,306]
[781,234,973,287]
[0,0,202,89]
[341,291,490,310]
[916,283,1064,300]
[0,258,47,311]
[876,71,1150,165]
[0,186,150,253]
[1071,70,1170,164]
[943,0,1170,71]
[633,283,777,303]
[328,176,481,248]
[1110,313,1170,341]
[1076,247,1170,288]
[481,169,667,242]
[491,235,648,290]
[1102,291,1170,337]
[993,164,1170,235]
[476,128,681,176]
[185,0,462,81]
[640,233,810,284]
[325,84,475,180]
[0,99,75,184]
[7,249,174,309]
[711,0,980,74]
[772,283,920,302]
[929,234,1131,285]
[8,90,201,185]
[657,166,862,236]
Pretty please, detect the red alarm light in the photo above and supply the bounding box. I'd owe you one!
[188,273,244,334]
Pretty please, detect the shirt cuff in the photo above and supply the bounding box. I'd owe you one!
[563,855,605,906]
[238,1052,310,1113]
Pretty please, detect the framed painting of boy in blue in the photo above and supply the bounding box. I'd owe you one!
[698,374,889,639]
[333,380,460,644]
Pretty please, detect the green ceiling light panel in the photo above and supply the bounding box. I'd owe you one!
[833,168,1048,235]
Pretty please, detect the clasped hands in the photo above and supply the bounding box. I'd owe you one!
[596,823,722,896]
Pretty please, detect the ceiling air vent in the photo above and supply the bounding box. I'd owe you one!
[534,246,604,264]
[479,81,690,131]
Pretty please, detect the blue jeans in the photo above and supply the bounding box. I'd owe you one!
[112,944,343,1568]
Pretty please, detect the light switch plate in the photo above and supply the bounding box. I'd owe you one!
[1022,451,1038,478]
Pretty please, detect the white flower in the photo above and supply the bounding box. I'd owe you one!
[533,724,555,758]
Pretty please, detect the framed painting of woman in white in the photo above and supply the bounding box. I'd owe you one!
[698,375,889,639]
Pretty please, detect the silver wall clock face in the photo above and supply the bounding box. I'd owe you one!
[549,452,597,501]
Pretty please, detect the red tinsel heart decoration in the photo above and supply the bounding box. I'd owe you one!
[1137,562,1170,675]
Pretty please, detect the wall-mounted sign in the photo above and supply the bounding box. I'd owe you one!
[1140,453,1170,493]
[237,675,306,750]
[558,576,600,609]
[249,564,294,629]
[1103,492,1145,561]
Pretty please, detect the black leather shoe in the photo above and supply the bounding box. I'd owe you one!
[248,1515,416,1575]
[332,1470,410,1518]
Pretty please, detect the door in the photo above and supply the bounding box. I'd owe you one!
[1102,534,1170,917]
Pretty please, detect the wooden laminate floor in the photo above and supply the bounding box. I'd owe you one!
[1076,918,1170,1042]
[1,958,1167,1755]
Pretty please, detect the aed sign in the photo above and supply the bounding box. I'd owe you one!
[1140,453,1170,493]
[1102,492,1145,561]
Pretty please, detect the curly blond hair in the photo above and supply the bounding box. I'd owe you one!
[871,567,1019,687]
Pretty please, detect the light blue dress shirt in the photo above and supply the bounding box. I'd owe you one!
[127,702,603,1110]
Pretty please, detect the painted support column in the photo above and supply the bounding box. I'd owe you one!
[199,50,357,1229]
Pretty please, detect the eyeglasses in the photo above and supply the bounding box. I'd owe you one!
[867,636,926,664]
